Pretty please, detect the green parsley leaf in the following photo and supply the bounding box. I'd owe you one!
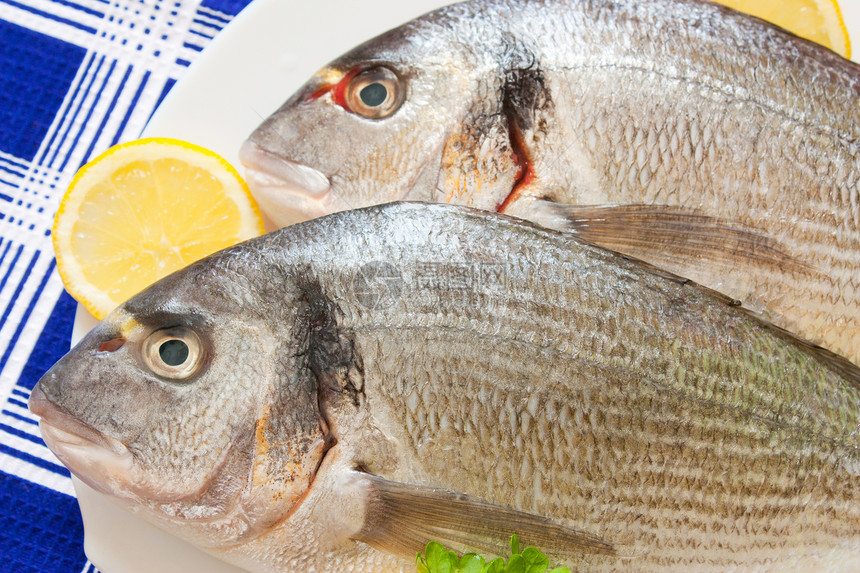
[459,553,485,573]
[521,547,550,573]
[416,536,570,573]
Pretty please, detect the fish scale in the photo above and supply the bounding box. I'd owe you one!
[362,328,854,571]
[244,0,860,364]
[330,207,859,567]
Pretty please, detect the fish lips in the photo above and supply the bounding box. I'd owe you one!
[29,383,135,499]
[239,141,348,226]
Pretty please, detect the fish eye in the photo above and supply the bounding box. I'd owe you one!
[344,66,404,119]
[142,326,203,381]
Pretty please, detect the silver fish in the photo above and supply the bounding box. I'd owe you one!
[241,0,860,365]
[31,203,860,572]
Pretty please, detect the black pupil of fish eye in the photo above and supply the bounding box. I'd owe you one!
[159,339,189,367]
[359,82,388,107]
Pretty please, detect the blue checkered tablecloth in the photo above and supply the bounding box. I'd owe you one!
[0,1,254,570]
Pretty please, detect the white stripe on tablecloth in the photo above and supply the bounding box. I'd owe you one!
[0,445,74,496]
[0,265,65,388]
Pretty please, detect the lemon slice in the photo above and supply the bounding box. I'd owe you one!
[712,0,851,58]
[53,138,265,319]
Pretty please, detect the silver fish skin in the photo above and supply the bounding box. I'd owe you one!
[241,0,860,366]
[31,203,860,572]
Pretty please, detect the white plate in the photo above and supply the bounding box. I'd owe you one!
[69,1,860,571]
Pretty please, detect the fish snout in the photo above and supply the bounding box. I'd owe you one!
[239,141,343,227]
[29,382,127,457]
[29,381,135,497]
[28,374,76,432]
[28,382,54,421]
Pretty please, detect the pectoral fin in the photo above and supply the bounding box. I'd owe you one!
[352,472,617,562]
[532,201,807,275]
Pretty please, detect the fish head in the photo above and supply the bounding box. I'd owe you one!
[29,250,329,546]
[242,3,531,226]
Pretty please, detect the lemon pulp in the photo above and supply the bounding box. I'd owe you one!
[53,138,265,319]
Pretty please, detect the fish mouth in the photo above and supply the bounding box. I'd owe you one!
[29,385,135,499]
[239,141,349,227]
